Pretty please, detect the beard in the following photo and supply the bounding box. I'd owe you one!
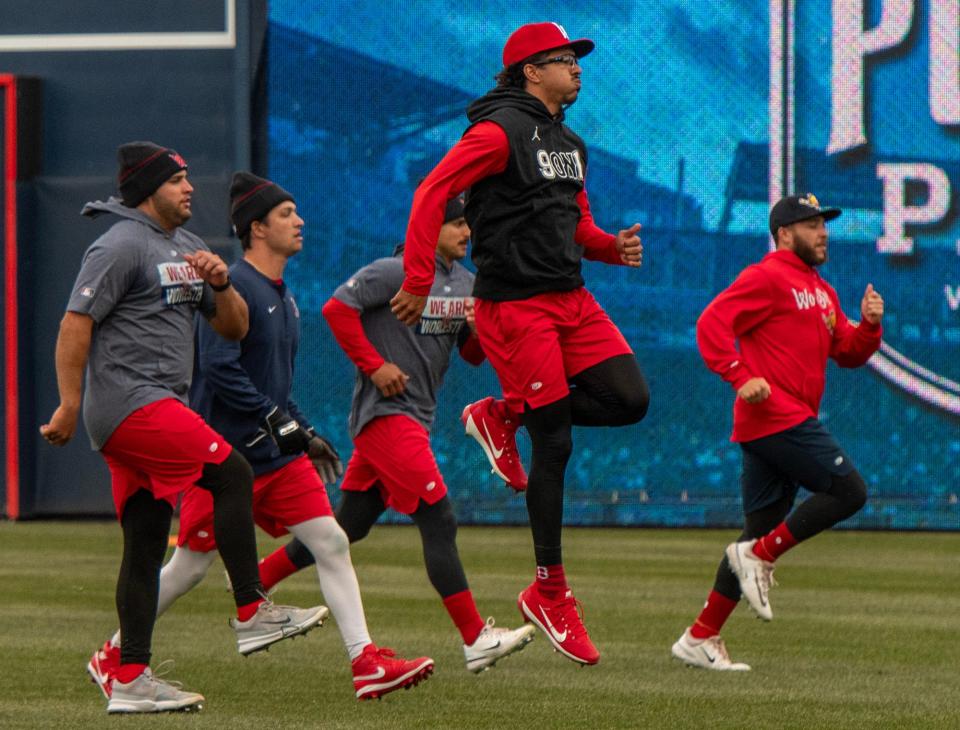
[794,241,826,267]
[154,196,191,228]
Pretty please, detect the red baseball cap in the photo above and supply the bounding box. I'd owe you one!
[502,22,594,67]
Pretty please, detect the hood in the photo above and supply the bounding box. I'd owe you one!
[393,242,454,274]
[80,196,168,235]
[466,87,559,125]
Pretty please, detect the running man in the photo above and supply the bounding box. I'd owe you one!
[671,193,883,670]
[42,143,324,714]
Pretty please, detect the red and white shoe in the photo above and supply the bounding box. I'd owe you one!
[87,640,120,699]
[518,582,600,665]
[461,397,527,491]
[351,644,434,701]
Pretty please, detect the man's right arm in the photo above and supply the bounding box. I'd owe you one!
[39,312,94,445]
[695,267,773,398]
[322,297,409,397]
[392,122,509,325]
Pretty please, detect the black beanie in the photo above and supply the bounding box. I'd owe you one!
[229,172,295,238]
[444,194,465,223]
[117,141,188,207]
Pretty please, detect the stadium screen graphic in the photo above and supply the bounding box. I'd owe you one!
[267,1,959,529]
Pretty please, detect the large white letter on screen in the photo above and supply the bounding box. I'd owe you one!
[829,0,914,154]
[930,0,960,125]
[876,162,951,254]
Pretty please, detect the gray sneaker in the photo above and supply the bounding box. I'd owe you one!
[463,618,536,673]
[231,600,329,655]
[106,666,204,714]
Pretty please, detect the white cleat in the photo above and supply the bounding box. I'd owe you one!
[671,629,751,671]
[464,618,536,673]
[725,540,775,621]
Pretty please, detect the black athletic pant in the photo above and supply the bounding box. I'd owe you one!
[283,490,470,598]
[523,354,649,567]
[115,451,263,666]
[194,450,264,607]
[116,490,173,666]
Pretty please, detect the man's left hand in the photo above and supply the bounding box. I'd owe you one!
[861,283,884,324]
[616,223,643,267]
[185,250,230,290]
[308,433,343,485]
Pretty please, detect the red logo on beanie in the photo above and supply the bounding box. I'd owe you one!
[168,152,187,169]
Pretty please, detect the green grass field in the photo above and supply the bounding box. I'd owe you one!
[1,522,957,729]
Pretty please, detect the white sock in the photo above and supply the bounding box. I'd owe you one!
[289,517,372,660]
[156,546,216,616]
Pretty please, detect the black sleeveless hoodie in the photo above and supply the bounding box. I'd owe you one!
[464,87,589,301]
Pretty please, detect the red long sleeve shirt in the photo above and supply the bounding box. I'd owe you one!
[696,249,882,442]
[401,121,621,297]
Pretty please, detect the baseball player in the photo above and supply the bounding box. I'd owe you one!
[390,23,650,665]
[671,194,883,670]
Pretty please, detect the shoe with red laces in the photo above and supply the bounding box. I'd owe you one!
[351,644,434,700]
[517,583,599,665]
[87,640,120,699]
[461,397,527,491]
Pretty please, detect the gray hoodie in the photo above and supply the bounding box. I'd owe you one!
[68,197,216,449]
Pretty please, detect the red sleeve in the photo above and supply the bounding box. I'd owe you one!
[458,333,486,366]
[828,289,882,367]
[402,122,510,295]
[574,189,621,265]
[321,297,384,376]
[695,266,773,390]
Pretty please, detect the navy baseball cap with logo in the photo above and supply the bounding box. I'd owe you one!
[769,193,842,237]
[502,22,594,67]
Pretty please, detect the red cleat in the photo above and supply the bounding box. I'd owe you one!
[461,397,527,491]
[351,644,434,701]
[87,640,121,699]
[518,582,599,665]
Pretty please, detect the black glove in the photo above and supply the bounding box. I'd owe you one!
[264,406,311,456]
[305,430,344,485]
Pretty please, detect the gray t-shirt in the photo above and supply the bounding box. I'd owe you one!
[67,198,216,449]
[333,254,475,438]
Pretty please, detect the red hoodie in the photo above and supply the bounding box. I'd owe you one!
[696,249,882,442]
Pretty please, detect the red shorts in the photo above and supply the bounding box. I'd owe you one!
[177,455,333,552]
[100,398,232,520]
[340,415,447,515]
[474,287,633,412]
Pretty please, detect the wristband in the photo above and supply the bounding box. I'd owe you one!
[210,277,232,292]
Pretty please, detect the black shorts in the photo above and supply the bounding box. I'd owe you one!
[740,417,855,515]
